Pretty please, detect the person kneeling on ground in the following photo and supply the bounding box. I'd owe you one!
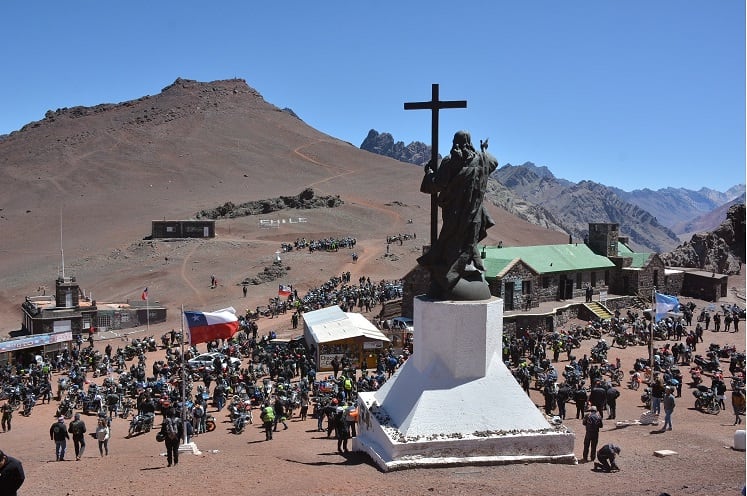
[595,443,621,472]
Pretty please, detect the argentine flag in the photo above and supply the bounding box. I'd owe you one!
[655,292,681,322]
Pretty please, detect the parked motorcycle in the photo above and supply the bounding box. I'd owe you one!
[127,412,155,437]
[56,398,74,419]
[690,366,703,385]
[628,371,642,390]
[693,385,720,415]
[21,394,36,417]
[205,414,216,432]
[694,354,721,374]
[233,411,249,434]
[640,387,652,409]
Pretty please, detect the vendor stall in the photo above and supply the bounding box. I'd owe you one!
[303,306,390,372]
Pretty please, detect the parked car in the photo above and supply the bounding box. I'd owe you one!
[391,317,414,333]
[187,352,241,372]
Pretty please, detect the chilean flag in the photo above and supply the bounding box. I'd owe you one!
[278,284,292,297]
[184,307,240,345]
[141,287,148,301]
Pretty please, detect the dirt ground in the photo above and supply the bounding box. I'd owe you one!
[2,274,745,496]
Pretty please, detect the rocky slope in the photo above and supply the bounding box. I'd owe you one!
[661,203,746,274]
[359,129,433,166]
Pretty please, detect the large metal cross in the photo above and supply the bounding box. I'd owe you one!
[404,83,467,245]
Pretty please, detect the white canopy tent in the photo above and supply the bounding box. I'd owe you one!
[303,305,390,371]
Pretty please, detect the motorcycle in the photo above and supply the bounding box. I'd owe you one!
[56,398,74,419]
[693,385,720,415]
[640,387,652,409]
[694,354,721,373]
[628,371,642,390]
[228,396,253,424]
[205,414,216,433]
[21,394,36,417]
[127,412,155,437]
[591,342,609,363]
[120,398,135,419]
[690,366,703,385]
[233,411,250,434]
[57,377,70,401]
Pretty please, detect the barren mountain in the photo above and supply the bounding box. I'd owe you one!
[491,164,681,252]
[612,185,746,234]
[0,78,565,333]
[661,202,746,274]
[670,193,746,238]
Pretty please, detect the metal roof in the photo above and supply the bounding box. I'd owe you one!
[303,305,390,344]
[482,243,615,278]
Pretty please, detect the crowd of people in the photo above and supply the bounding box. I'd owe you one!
[1,269,744,492]
[503,300,745,471]
[279,236,357,253]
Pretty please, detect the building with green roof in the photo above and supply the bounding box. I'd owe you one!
[481,243,615,311]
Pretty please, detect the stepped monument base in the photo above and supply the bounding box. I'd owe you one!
[353,296,576,471]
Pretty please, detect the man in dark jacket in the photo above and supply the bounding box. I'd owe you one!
[582,406,603,462]
[160,410,183,467]
[605,385,620,420]
[0,450,25,496]
[574,383,588,419]
[556,383,571,420]
[589,381,607,413]
[50,416,70,461]
[68,413,87,460]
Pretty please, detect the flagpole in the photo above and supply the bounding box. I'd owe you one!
[650,287,655,369]
[146,293,150,333]
[180,304,188,446]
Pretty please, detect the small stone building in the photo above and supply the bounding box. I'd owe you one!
[679,269,729,301]
[151,220,215,239]
[21,276,97,336]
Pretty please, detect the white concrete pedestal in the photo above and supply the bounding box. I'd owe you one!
[354,296,576,471]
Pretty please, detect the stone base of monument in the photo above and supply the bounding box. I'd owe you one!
[353,296,576,471]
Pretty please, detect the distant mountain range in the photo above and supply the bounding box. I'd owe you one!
[360,129,745,253]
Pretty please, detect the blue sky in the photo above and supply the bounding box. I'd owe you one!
[2,1,744,192]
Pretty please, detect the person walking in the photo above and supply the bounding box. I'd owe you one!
[650,374,665,415]
[96,417,110,456]
[589,380,607,413]
[260,402,275,441]
[661,387,676,431]
[582,406,603,463]
[334,408,351,453]
[160,410,183,467]
[1,401,13,432]
[605,385,620,420]
[574,383,588,420]
[0,450,25,496]
[733,387,746,425]
[595,443,621,472]
[50,416,70,461]
[68,413,87,461]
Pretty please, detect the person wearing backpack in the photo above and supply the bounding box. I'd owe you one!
[49,416,70,461]
[581,406,603,463]
[160,410,183,467]
[334,409,350,453]
[68,413,87,461]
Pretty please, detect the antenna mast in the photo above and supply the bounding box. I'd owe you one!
[60,209,65,278]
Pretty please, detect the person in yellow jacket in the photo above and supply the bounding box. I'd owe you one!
[260,403,275,441]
